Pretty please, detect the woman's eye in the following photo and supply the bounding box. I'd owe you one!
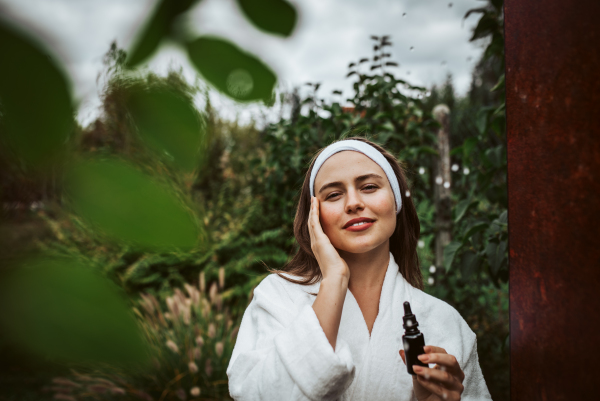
[325,185,377,200]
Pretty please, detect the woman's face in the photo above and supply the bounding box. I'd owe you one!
[313,150,397,254]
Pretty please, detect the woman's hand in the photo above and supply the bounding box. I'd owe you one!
[308,196,350,281]
[399,346,465,401]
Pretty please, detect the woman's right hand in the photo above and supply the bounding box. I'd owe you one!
[308,196,350,281]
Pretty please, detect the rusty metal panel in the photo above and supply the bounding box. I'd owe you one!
[505,0,600,399]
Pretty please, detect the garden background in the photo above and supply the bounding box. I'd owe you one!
[0,0,508,400]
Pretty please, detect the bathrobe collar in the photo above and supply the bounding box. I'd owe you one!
[302,252,410,368]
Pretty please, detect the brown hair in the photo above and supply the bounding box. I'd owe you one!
[267,136,424,290]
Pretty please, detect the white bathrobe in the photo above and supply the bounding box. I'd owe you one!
[227,252,492,401]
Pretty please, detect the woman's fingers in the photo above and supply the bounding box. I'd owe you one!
[308,197,316,243]
[410,345,465,400]
[414,373,461,401]
[399,349,406,365]
[413,365,463,391]
[308,197,349,280]
[418,347,465,383]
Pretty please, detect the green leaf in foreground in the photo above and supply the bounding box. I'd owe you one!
[237,0,297,37]
[0,256,150,365]
[187,36,277,103]
[443,241,463,272]
[127,87,206,171]
[65,158,200,250]
[126,0,199,68]
[0,21,73,166]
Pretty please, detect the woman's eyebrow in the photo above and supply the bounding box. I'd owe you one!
[318,173,384,194]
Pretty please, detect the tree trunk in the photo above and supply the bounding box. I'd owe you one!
[433,104,452,270]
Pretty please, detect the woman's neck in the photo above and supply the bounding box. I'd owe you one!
[339,242,390,290]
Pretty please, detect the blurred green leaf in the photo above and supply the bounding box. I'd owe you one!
[463,137,479,159]
[450,145,463,156]
[443,241,463,271]
[497,210,508,225]
[417,146,439,156]
[186,36,277,103]
[490,73,505,92]
[455,199,478,223]
[470,14,498,41]
[65,158,200,250]
[485,145,504,168]
[486,240,507,275]
[0,256,150,365]
[126,0,199,68]
[476,110,488,134]
[126,87,205,171]
[237,0,297,37]
[462,221,489,243]
[0,21,73,166]
[461,251,480,279]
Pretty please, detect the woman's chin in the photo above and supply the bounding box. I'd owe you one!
[336,241,380,255]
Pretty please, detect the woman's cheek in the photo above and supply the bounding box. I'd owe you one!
[319,205,340,235]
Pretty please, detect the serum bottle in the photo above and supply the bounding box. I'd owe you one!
[402,301,428,375]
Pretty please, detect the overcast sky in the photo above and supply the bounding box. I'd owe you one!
[0,0,485,126]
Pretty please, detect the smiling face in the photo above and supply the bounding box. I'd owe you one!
[313,150,397,255]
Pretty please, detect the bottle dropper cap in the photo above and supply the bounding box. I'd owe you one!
[403,301,420,332]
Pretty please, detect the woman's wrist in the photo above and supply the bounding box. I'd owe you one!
[321,262,351,284]
[321,270,350,288]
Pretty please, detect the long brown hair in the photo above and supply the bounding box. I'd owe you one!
[267,136,424,290]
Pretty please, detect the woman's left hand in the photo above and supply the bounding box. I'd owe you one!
[399,345,465,401]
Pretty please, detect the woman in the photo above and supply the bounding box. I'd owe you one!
[227,137,492,400]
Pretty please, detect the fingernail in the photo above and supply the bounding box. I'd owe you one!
[413,366,422,372]
[418,354,429,362]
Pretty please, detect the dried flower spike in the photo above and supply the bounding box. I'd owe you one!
[188,361,199,374]
[166,339,179,354]
[218,267,225,289]
[200,272,206,293]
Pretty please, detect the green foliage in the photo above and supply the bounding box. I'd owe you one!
[187,37,277,103]
[0,256,150,366]
[0,20,74,167]
[237,0,297,36]
[126,85,207,171]
[124,0,297,105]
[44,278,240,400]
[64,157,202,251]
[126,0,200,68]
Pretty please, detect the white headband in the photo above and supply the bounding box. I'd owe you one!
[309,140,402,214]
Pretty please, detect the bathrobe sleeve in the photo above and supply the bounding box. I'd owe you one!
[460,330,493,400]
[443,306,492,401]
[227,275,356,401]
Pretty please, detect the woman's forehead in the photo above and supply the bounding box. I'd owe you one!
[315,150,385,183]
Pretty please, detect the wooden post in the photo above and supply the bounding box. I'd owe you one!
[433,104,452,270]
[506,0,600,398]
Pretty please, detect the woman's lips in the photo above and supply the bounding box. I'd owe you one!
[345,221,374,232]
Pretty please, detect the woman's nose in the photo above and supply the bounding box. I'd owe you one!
[345,188,365,213]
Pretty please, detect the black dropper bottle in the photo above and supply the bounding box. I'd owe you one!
[402,301,428,375]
